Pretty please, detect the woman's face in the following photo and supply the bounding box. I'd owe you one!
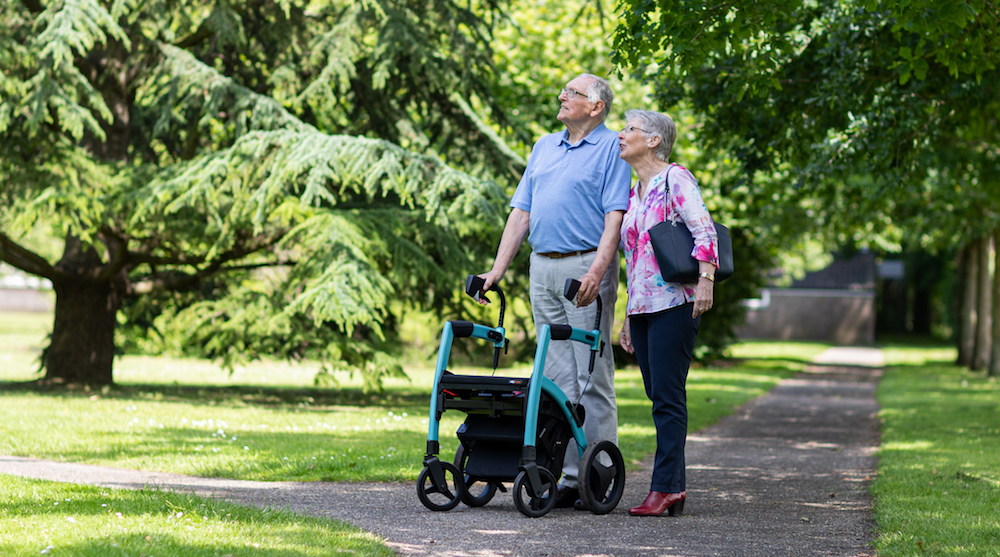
[618,119,649,162]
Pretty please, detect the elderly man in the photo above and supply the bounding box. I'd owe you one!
[478,73,632,508]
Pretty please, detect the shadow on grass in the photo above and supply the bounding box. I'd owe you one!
[0,379,430,408]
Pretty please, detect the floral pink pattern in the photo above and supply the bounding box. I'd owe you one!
[621,164,719,316]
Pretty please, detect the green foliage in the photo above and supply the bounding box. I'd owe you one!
[1,0,527,387]
[612,0,1000,286]
[614,0,999,94]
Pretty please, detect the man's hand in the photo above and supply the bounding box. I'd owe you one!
[575,271,601,307]
[474,270,503,305]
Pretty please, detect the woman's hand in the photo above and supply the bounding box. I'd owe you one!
[619,317,634,354]
[692,276,714,318]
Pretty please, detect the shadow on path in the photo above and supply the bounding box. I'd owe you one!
[0,347,881,557]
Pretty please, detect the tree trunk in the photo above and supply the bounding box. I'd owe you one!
[42,236,125,386]
[973,235,993,370]
[954,247,966,363]
[991,227,1000,376]
[910,251,938,335]
[40,36,134,386]
[958,242,978,367]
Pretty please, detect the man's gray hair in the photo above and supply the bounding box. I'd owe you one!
[624,109,676,162]
[581,74,613,121]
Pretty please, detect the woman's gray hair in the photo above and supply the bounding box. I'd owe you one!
[624,109,676,162]
[581,74,614,121]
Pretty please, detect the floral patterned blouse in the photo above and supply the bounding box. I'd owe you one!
[621,164,719,316]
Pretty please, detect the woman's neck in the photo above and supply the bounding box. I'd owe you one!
[634,157,672,192]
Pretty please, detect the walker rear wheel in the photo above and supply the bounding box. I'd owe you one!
[578,440,625,515]
[454,445,498,507]
[512,466,557,517]
[416,461,466,512]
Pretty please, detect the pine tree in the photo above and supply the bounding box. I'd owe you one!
[1,0,520,387]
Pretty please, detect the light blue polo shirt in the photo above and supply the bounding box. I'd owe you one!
[510,122,632,254]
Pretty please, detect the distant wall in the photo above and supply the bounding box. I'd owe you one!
[0,288,54,313]
[736,288,875,345]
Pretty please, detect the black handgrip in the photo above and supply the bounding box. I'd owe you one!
[466,275,487,300]
[465,275,506,328]
[549,324,574,341]
[564,278,581,301]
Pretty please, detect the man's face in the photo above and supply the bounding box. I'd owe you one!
[557,76,598,126]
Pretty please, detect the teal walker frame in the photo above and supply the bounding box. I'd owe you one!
[416,276,625,517]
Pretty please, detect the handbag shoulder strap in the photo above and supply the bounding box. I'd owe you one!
[663,164,680,225]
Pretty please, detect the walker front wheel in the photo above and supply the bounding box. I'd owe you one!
[454,445,498,507]
[512,467,557,517]
[578,440,626,515]
[416,461,466,512]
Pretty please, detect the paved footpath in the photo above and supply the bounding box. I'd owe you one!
[0,347,883,556]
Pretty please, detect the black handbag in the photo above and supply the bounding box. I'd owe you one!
[648,166,734,283]
[649,220,733,283]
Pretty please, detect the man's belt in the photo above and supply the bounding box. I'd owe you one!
[536,248,597,259]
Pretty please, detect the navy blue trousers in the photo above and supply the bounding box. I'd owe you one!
[629,303,700,493]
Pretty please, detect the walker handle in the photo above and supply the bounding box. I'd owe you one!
[466,275,506,328]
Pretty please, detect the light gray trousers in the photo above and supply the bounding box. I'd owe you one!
[529,251,619,488]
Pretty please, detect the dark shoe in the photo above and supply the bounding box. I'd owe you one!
[555,486,580,508]
[628,491,686,516]
[573,497,587,511]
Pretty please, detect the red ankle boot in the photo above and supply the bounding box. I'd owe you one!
[628,491,686,516]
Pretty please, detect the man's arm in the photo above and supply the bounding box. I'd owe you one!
[477,208,530,302]
[575,209,624,307]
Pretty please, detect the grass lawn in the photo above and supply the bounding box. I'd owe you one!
[0,310,818,556]
[0,474,393,557]
[874,342,1000,556]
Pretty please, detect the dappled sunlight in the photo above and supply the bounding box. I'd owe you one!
[881,440,934,452]
[689,383,762,393]
[874,359,1000,556]
[728,340,831,361]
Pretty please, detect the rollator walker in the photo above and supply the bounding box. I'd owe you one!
[416,275,625,517]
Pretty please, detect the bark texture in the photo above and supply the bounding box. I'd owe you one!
[42,236,126,386]
[958,242,978,367]
[973,235,993,371]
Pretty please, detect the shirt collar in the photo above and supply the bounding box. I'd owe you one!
[560,121,608,147]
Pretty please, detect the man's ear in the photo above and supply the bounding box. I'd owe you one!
[589,100,605,118]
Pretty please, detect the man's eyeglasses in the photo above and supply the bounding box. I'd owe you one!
[622,125,649,134]
[560,87,589,100]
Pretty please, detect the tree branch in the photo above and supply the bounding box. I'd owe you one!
[174,25,215,49]
[20,0,43,14]
[128,259,296,295]
[0,232,60,281]
[126,230,288,295]
[93,227,130,282]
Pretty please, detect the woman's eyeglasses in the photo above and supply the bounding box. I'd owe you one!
[622,125,649,134]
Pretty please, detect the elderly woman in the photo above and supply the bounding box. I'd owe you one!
[618,109,719,516]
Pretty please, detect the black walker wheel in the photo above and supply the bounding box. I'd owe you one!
[578,440,626,514]
[454,445,498,507]
[416,460,466,511]
[512,466,557,517]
